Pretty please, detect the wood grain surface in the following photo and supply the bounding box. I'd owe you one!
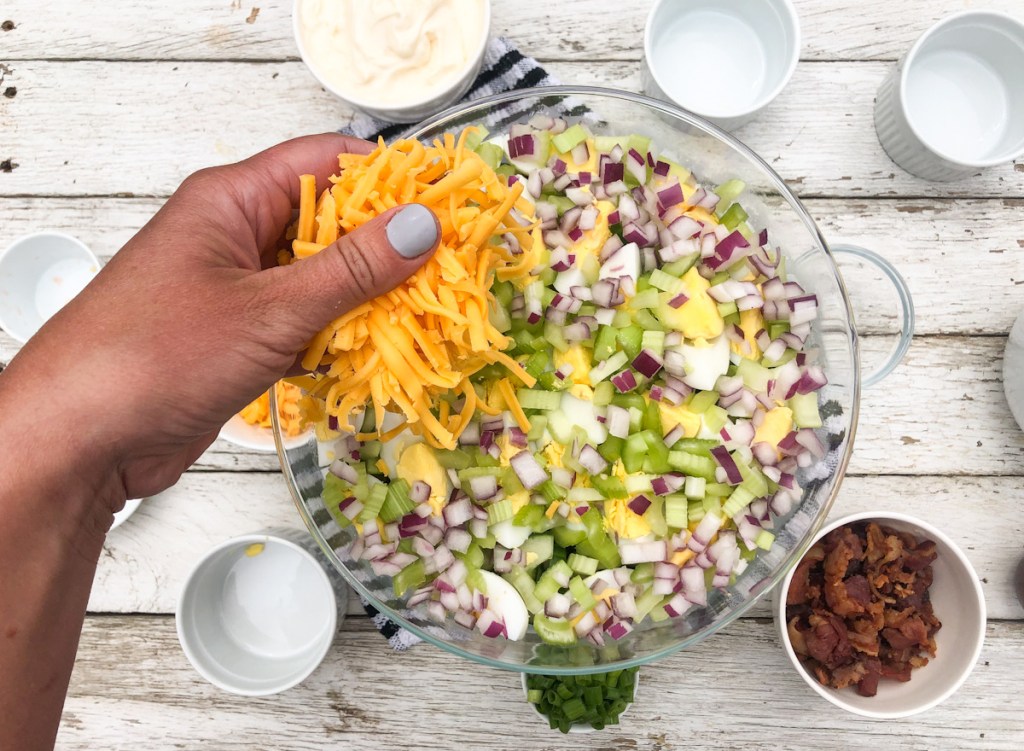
[1,0,1022,747]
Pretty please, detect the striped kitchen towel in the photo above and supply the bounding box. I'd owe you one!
[341,36,562,143]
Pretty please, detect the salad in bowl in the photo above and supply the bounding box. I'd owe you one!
[275,88,858,672]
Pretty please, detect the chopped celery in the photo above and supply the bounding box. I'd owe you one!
[649,269,685,293]
[487,499,514,525]
[593,325,619,361]
[379,479,414,523]
[631,562,655,583]
[662,253,699,278]
[719,202,749,231]
[721,486,756,518]
[538,480,567,502]
[592,475,628,499]
[533,613,577,646]
[506,566,545,613]
[633,587,665,621]
[520,537,552,577]
[457,543,485,569]
[513,503,546,529]
[357,483,388,522]
[668,450,717,480]
[553,524,587,548]
[737,358,771,392]
[688,498,706,523]
[684,475,706,498]
[474,141,504,170]
[436,448,472,470]
[527,414,549,442]
[623,433,648,473]
[616,325,644,358]
[569,576,597,610]
[628,289,660,310]
[517,388,562,411]
[598,436,624,464]
[544,319,570,353]
[717,301,738,318]
[788,391,823,428]
[592,380,615,406]
[665,495,689,528]
[552,124,589,153]
[702,405,729,434]
[687,390,719,413]
[524,351,551,378]
[633,309,664,332]
[763,348,797,368]
[648,605,670,623]
[589,351,629,384]
[755,530,776,550]
[714,178,746,207]
[568,553,599,576]
[646,496,668,537]
[704,482,732,497]
[393,559,425,597]
[641,329,666,356]
[643,400,663,433]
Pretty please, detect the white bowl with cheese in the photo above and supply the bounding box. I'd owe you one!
[293,0,492,123]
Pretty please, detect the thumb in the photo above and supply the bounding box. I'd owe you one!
[258,203,440,335]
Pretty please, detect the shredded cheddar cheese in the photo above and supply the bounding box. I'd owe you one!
[238,381,307,437]
[286,130,539,449]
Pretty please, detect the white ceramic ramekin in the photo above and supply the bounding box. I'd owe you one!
[773,511,986,719]
[874,11,1024,181]
[176,528,348,696]
[643,0,800,131]
[0,232,100,343]
[292,0,491,123]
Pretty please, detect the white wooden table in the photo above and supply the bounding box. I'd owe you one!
[3,1,1024,747]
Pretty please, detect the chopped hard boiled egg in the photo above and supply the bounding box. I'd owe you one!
[677,333,731,391]
[659,402,703,437]
[753,406,794,449]
[734,308,764,360]
[555,345,593,386]
[476,571,529,640]
[395,442,450,517]
[491,519,531,549]
[559,392,607,444]
[657,267,724,341]
[604,498,652,539]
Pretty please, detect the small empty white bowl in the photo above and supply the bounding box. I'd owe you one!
[643,0,800,130]
[110,498,143,531]
[0,232,101,343]
[218,413,313,453]
[176,529,344,696]
[774,511,986,718]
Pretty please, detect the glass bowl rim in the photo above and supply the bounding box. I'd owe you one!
[274,85,863,674]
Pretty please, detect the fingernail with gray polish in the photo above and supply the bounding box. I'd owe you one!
[386,204,438,258]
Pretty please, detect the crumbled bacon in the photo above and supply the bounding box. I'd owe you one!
[785,521,941,697]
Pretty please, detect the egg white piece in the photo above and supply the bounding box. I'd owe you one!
[677,334,731,391]
[477,570,529,640]
[553,267,587,295]
[599,241,640,285]
[377,413,419,473]
[559,392,608,444]
[491,519,531,550]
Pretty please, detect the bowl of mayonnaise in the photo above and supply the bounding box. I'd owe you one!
[293,0,492,123]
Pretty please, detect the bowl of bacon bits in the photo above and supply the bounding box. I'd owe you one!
[774,511,986,718]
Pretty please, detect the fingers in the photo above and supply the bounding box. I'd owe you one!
[252,204,440,339]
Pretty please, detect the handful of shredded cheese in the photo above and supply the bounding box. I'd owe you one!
[283,130,539,450]
[238,381,307,437]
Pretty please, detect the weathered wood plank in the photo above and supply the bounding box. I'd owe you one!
[58,615,1024,750]
[3,0,1023,63]
[88,471,1024,619]
[2,196,1020,337]
[1,61,1021,199]
[4,336,1023,475]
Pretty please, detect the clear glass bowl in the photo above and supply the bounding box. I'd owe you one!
[274,86,865,674]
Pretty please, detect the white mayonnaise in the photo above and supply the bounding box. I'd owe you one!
[299,0,487,106]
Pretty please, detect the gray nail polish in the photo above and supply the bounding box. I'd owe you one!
[386,204,438,258]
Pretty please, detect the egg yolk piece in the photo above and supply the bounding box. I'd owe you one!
[659,402,703,438]
[753,406,794,450]
[732,308,764,360]
[603,498,652,539]
[555,345,593,386]
[658,266,724,341]
[395,442,449,516]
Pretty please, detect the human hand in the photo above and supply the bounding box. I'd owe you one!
[0,133,439,511]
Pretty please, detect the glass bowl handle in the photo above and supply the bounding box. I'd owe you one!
[830,244,915,387]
